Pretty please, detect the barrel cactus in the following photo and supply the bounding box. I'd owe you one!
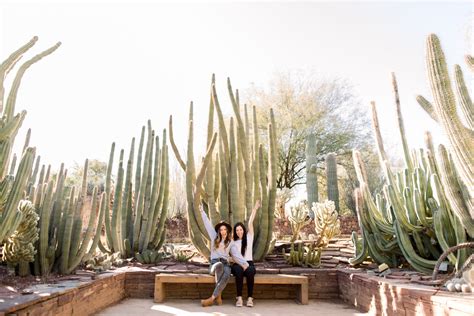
[169,75,278,260]
[100,120,169,258]
[2,200,39,276]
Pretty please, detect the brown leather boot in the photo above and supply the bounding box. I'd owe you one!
[201,296,214,307]
[215,294,223,305]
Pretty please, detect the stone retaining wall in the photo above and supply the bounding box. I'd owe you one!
[2,268,472,315]
[1,273,126,316]
[337,269,473,316]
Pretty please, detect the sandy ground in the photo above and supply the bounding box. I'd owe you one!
[95,298,368,316]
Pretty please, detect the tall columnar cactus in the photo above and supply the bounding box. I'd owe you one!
[169,75,278,260]
[305,134,318,219]
[2,200,39,276]
[0,37,59,242]
[416,34,473,200]
[350,63,471,274]
[31,160,105,275]
[100,120,169,258]
[325,153,339,211]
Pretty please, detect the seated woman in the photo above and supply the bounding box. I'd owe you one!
[231,200,260,307]
[199,204,249,307]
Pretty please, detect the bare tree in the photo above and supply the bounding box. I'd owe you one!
[245,70,372,191]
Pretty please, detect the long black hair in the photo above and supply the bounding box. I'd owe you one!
[233,222,247,257]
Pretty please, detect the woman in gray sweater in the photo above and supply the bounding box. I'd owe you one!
[199,205,249,307]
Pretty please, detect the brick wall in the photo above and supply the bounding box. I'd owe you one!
[10,274,126,316]
[337,269,473,316]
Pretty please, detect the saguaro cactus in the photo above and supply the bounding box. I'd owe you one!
[325,153,339,211]
[305,134,318,218]
[100,121,169,258]
[169,75,278,260]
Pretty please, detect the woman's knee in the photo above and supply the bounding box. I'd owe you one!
[232,265,244,276]
[245,266,256,276]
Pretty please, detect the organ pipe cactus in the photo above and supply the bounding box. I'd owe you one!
[100,120,169,258]
[305,134,318,218]
[351,55,472,274]
[2,200,38,276]
[169,75,278,260]
[416,34,473,199]
[325,153,339,211]
[0,37,59,243]
[31,159,105,275]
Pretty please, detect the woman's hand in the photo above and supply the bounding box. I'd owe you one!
[254,200,261,211]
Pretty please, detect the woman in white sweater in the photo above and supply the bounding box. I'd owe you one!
[231,200,260,307]
[199,205,249,307]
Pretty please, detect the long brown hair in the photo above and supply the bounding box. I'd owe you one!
[214,225,232,250]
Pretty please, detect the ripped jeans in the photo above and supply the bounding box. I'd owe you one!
[209,258,231,297]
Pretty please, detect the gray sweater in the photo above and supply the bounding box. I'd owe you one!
[200,210,249,269]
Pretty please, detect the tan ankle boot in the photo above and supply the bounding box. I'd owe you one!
[201,296,214,307]
[215,294,223,305]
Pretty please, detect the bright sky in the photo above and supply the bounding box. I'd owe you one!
[0,1,472,171]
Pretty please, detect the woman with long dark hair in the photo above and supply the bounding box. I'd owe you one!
[199,205,249,307]
[231,200,260,307]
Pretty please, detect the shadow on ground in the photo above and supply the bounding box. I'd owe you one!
[95,298,367,316]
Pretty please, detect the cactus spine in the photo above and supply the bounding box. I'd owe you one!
[325,153,339,211]
[169,75,278,260]
[101,121,169,258]
[305,134,318,218]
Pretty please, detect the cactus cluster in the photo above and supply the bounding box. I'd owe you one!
[288,202,311,242]
[135,249,166,264]
[312,200,341,248]
[84,252,123,272]
[100,120,169,259]
[350,34,473,274]
[30,160,105,276]
[0,37,60,274]
[2,201,39,276]
[283,242,322,268]
[169,75,278,261]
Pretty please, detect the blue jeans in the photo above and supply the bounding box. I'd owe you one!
[209,258,231,297]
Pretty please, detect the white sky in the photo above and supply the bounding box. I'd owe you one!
[0,1,472,171]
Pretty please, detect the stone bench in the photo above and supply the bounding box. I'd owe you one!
[154,273,309,304]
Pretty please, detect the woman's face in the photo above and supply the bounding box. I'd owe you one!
[236,225,244,239]
[219,225,228,239]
